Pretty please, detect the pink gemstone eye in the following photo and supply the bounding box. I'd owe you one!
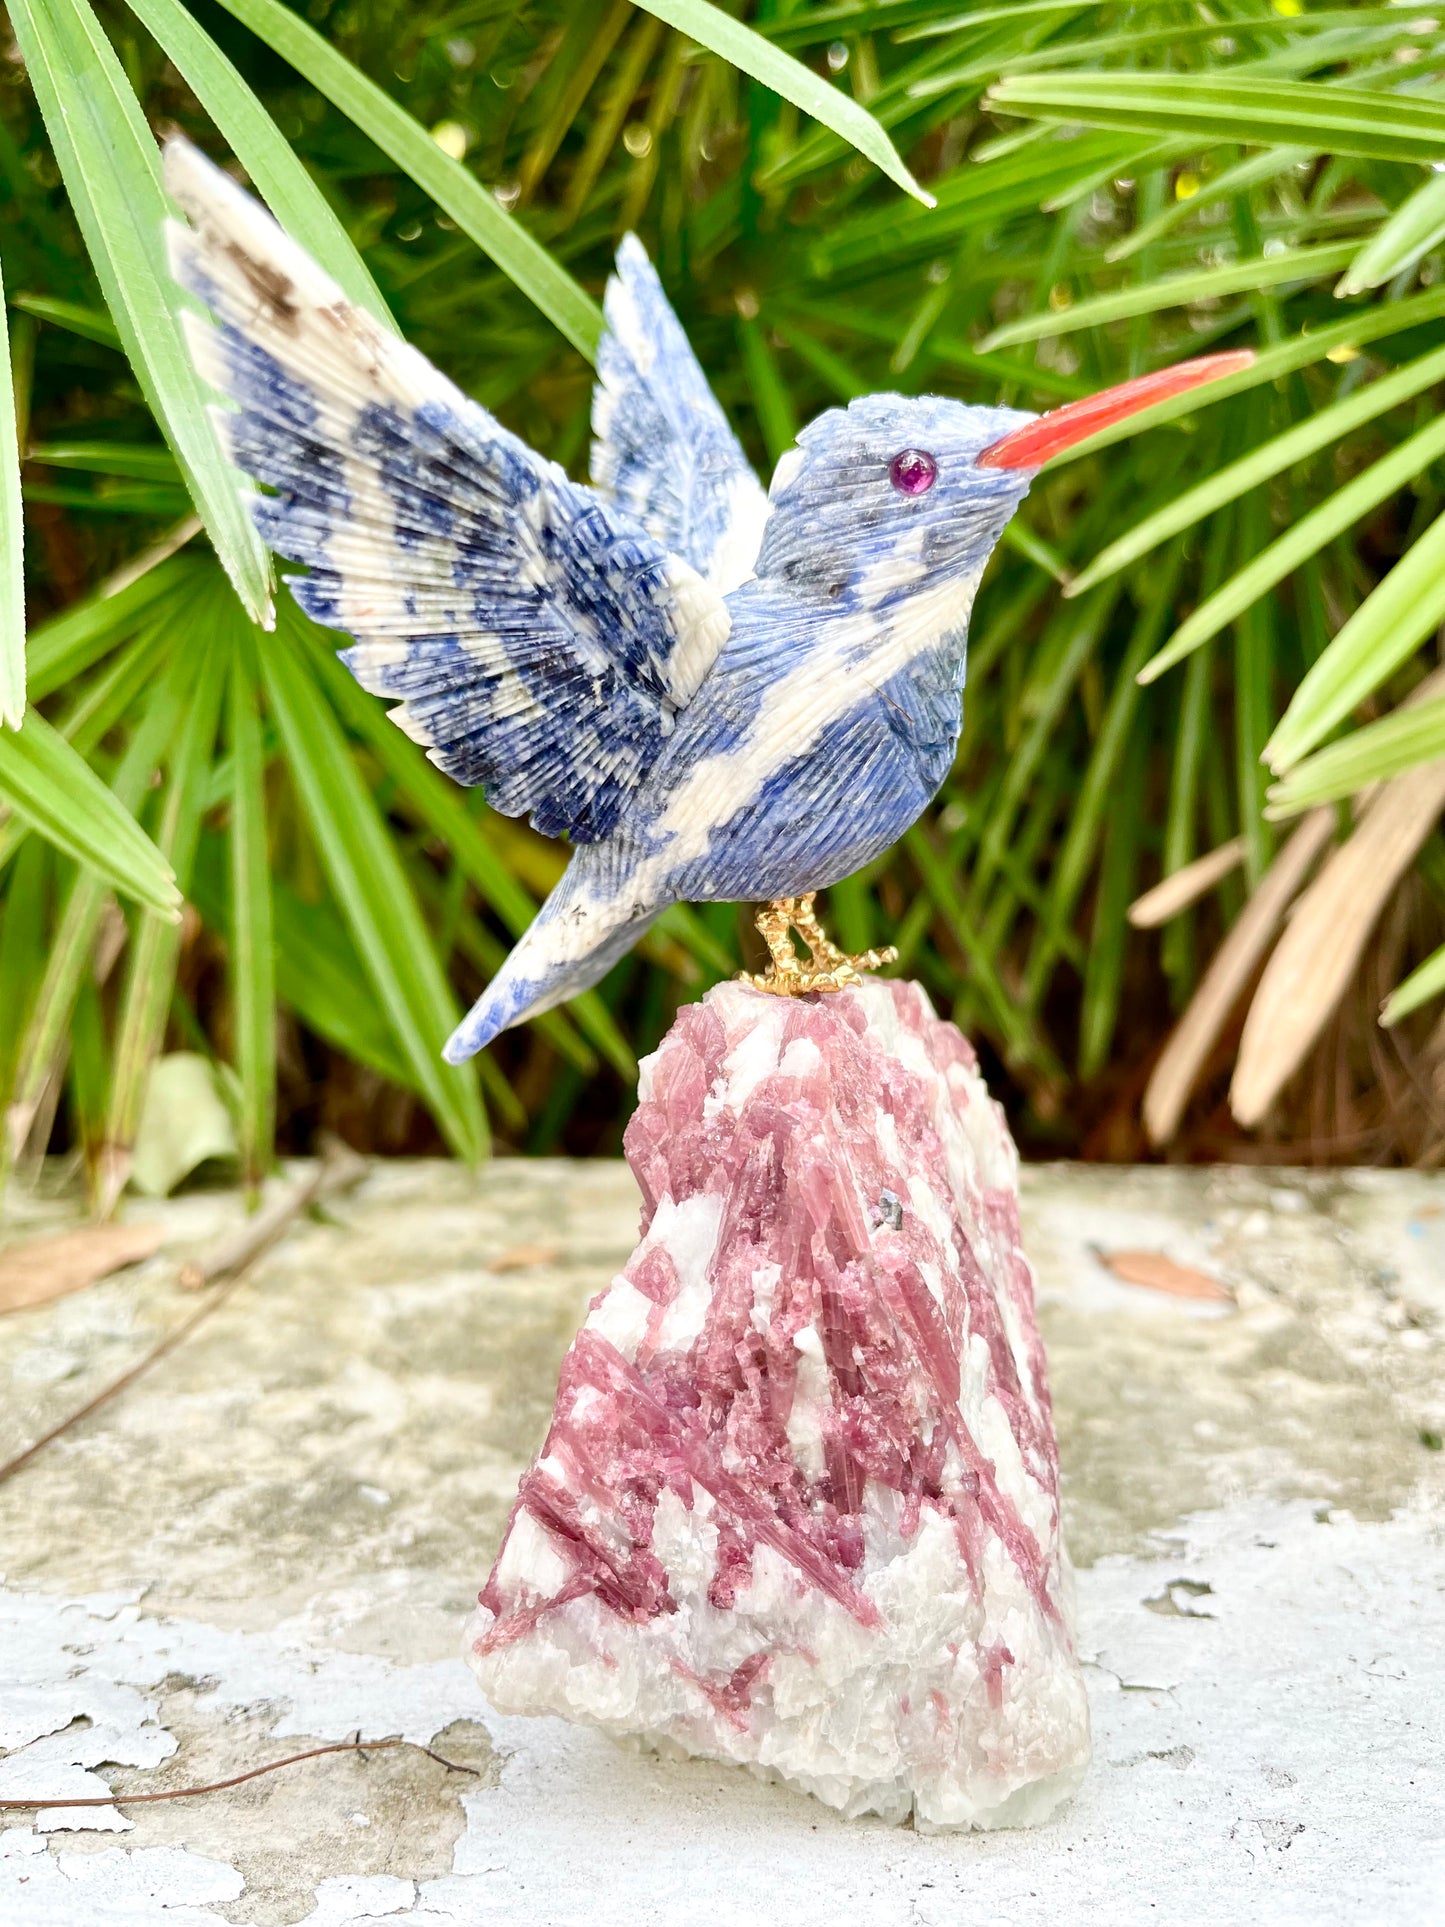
[889,448,937,495]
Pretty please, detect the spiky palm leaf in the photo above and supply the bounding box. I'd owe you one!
[3,0,1445,1188]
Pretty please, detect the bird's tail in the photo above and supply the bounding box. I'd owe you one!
[444,860,660,1063]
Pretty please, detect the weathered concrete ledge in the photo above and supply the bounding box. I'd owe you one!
[1,1160,1442,1924]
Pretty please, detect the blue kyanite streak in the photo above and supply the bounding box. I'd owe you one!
[162,138,1046,1065]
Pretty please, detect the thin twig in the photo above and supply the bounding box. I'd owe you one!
[0,1140,367,1487]
[0,1274,246,1485]
[0,1735,479,1810]
[176,1136,366,1289]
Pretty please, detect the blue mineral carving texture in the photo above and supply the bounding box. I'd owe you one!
[163,138,1250,1062]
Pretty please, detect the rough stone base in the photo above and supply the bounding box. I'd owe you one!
[469,980,1089,1829]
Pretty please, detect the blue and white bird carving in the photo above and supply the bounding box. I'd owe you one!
[164,139,1249,1065]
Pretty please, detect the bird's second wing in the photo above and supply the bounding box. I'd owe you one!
[164,142,729,844]
[590,236,769,595]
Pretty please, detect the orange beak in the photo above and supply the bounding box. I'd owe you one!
[975,349,1255,470]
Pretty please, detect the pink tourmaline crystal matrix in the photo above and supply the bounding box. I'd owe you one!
[467,978,1090,1829]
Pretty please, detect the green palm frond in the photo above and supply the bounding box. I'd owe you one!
[4,0,1445,1179]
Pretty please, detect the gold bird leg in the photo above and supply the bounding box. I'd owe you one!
[740,892,898,996]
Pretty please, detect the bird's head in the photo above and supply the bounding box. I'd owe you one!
[756,354,1252,613]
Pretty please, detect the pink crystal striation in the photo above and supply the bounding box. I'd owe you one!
[467,978,1090,1829]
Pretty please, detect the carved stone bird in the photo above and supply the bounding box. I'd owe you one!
[165,139,1248,1064]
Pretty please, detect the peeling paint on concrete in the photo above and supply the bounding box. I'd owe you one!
[3,1502,1442,1924]
[2,1161,1442,1922]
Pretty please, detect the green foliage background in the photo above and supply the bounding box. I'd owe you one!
[3,0,1445,1192]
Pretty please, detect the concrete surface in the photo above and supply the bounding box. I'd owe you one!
[1,1158,1442,1925]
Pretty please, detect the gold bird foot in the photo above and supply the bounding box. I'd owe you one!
[740,893,898,997]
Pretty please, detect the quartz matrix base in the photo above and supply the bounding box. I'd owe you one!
[468,978,1090,1829]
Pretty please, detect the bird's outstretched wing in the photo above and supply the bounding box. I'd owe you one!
[591,236,769,595]
[164,142,730,844]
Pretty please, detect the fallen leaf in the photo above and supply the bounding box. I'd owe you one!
[1095,1248,1233,1303]
[487,1243,559,1273]
[1128,836,1245,929]
[130,1053,238,1198]
[1141,810,1334,1147]
[1233,661,1445,1130]
[0,1223,167,1315]
[1233,757,1445,1128]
